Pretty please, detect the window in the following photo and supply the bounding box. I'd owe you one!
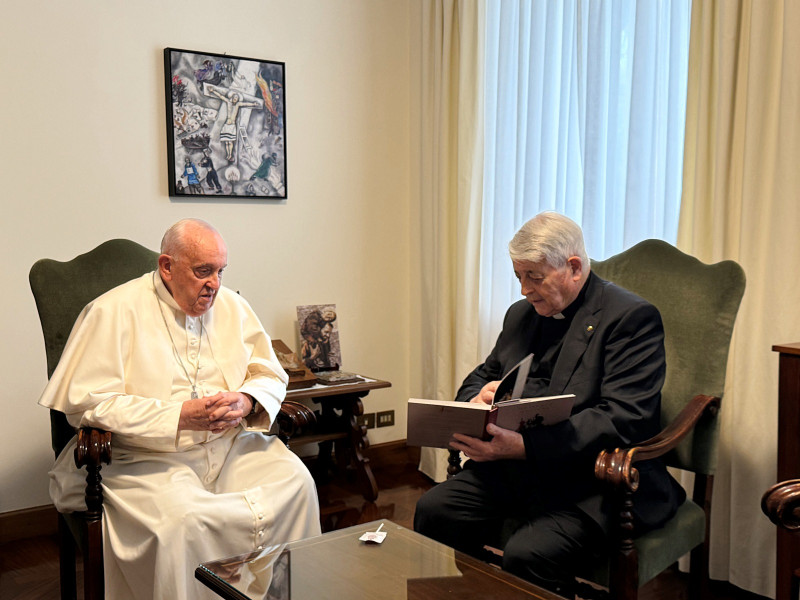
[479,0,691,352]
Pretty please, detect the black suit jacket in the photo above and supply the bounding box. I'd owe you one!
[456,272,685,534]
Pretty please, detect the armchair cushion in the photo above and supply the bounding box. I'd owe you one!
[635,498,705,585]
[584,497,706,587]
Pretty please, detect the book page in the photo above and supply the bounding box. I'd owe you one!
[492,353,534,404]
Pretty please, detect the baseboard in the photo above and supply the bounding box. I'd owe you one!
[0,440,416,546]
[0,504,58,544]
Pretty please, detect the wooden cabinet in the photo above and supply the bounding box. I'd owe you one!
[772,344,800,600]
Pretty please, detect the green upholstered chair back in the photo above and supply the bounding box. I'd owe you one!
[30,239,159,456]
[591,239,745,475]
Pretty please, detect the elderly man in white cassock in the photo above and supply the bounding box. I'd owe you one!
[39,218,321,600]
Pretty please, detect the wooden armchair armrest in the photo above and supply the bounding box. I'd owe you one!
[762,479,800,531]
[74,427,113,469]
[595,394,720,492]
[73,427,112,519]
[276,401,317,445]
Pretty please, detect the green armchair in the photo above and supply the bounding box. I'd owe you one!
[588,239,745,600]
[30,238,315,600]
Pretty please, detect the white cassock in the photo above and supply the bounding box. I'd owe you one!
[39,272,321,600]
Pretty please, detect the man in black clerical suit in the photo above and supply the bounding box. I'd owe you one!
[413,212,685,595]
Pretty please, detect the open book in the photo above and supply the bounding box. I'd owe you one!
[406,354,575,448]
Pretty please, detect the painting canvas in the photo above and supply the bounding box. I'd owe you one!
[296,304,341,372]
[164,48,287,199]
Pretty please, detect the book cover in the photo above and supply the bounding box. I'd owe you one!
[406,354,574,448]
[407,399,495,448]
[406,394,574,448]
[492,394,575,431]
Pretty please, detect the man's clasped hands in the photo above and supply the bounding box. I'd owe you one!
[178,391,255,434]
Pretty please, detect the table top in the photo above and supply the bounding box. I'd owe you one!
[285,376,391,401]
[196,520,565,600]
[773,343,800,355]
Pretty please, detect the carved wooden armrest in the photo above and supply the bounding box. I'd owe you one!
[73,427,112,519]
[276,401,317,445]
[762,479,800,531]
[595,394,720,492]
[73,427,112,469]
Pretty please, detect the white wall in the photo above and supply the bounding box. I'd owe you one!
[0,0,413,513]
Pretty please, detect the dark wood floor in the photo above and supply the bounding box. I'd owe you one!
[0,444,771,600]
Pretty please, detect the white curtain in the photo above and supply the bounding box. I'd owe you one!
[677,1,800,596]
[416,0,486,482]
[481,0,691,356]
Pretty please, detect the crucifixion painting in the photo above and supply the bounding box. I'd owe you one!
[165,48,287,199]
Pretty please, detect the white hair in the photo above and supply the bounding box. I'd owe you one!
[160,218,218,257]
[508,212,590,268]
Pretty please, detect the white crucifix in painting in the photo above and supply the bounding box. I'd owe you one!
[203,82,263,166]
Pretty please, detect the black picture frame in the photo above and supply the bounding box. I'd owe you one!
[164,47,287,199]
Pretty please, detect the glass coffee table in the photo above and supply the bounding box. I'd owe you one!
[196,520,566,599]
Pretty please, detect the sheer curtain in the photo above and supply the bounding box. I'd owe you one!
[480,0,691,356]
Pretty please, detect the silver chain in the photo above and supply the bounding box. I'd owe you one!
[153,272,204,399]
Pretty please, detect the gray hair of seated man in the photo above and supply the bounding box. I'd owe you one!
[160,218,220,258]
[508,211,590,269]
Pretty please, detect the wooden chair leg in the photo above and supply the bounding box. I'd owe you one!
[609,551,639,600]
[58,514,78,600]
[688,540,710,600]
[689,474,713,600]
[609,489,639,600]
[447,449,462,478]
[83,519,104,600]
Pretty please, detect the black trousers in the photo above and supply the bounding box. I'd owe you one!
[413,460,606,595]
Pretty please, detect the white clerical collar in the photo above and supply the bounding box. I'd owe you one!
[552,312,565,320]
[152,270,182,313]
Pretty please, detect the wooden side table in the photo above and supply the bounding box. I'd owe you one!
[283,377,391,502]
[772,343,800,600]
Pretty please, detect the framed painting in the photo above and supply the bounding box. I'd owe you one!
[164,48,287,199]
